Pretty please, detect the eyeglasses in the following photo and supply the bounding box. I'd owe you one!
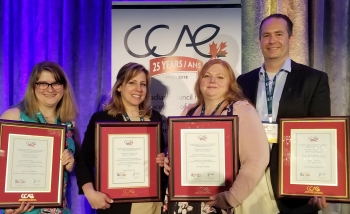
[35,82,63,90]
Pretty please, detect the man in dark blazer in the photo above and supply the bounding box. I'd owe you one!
[237,13,330,214]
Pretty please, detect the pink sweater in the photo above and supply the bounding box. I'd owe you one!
[182,100,269,208]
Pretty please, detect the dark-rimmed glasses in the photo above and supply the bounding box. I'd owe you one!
[35,82,63,90]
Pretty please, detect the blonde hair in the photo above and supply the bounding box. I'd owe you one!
[104,62,152,118]
[20,61,78,122]
[194,59,245,106]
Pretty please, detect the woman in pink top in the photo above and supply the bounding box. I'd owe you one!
[162,59,278,214]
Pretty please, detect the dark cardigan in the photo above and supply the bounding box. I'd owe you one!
[76,110,166,214]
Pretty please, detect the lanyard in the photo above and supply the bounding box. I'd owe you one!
[200,101,225,116]
[123,112,144,121]
[264,69,285,122]
[264,72,277,117]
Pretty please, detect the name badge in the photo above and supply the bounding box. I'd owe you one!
[262,122,278,143]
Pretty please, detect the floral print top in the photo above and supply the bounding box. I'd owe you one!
[162,188,221,214]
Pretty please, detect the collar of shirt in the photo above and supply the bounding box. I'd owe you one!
[258,57,292,76]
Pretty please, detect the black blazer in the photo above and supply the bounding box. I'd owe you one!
[76,109,165,214]
[237,60,331,214]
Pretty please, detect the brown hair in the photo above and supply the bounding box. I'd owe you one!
[20,61,78,122]
[104,62,152,118]
[259,13,293,39]
[194,59,245,106]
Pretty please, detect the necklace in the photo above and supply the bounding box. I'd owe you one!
[37,111,58,124]
[45,118,55,124]
[42,115,56,124]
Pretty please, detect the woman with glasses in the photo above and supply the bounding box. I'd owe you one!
[76,62,166,214]
[0,61,79,214]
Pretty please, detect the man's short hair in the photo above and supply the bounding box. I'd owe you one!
[259,13,293,39]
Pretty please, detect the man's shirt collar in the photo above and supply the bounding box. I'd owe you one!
[259,57,292,75]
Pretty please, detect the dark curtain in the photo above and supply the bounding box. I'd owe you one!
[0,0,111,213]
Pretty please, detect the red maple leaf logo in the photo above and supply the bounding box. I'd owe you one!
[209,41,228,59]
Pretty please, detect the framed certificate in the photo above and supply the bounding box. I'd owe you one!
[167,116,239,201]
[0,119,66,207]
[278,117,350,202]
[95,122,162,203]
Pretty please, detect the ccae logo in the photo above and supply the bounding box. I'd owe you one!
[195,187,211,194]
[197,135,207,141]
[21,194,34,199]
[124,140,133,145]
[308,136,318,142]
[124,24,220,58]
[123,189,135,194]
[304,186,323,195]
[26,141,36,147]
[306,186,320,192]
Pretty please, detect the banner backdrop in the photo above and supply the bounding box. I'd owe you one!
[112,4,241,143]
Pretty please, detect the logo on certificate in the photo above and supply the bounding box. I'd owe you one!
[195,187,211,194]
[299,172,310,177]
[191,173,201,178]
[197,135,207,141]
[15,179,26,184]
[122,189,136,195]
[117,172,126,176]
[304,186,323,194]
[19,193,37,201]
[124,140,133,145]
[308,136,319,142]
[26,141,36,147]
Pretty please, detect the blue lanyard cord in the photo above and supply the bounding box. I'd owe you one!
[123,112,144,121]
[200,100,225,116]
[264,72,277,116]
[264,69,286,116]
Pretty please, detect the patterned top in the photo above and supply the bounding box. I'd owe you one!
[1,111,76,214]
